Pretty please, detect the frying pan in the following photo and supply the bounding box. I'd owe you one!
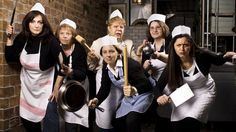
[58,80,86,112]
[58,80,104,112]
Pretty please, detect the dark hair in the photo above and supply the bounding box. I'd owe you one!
[20,11,54,39]
[166,34,199,91]
[146,20,170,43]
[100,45,122,56]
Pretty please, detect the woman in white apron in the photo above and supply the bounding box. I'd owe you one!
[49,19,90,132]
[5,3,62,132]
[88,36,153,132]
[155,25,233,132]
[87,10,139,131]
[136,14,172,131]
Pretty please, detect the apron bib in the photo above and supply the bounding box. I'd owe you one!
[171,59,216,123]
[19,41,55,122]
[108,67,153,119]
[60,77,89,127]
[149,43,167,82]
[95,69,123,129]
[59,47,89,127]
[150,59,166,80]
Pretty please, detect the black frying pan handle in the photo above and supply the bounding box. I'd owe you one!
[95,106,104,112]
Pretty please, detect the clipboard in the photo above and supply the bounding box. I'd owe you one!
[169,83,194,107]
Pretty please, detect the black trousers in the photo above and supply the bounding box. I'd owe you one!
[65,122,93,132]
[114,112,143,132]
[172,117,202,132]
[21,117,41,132]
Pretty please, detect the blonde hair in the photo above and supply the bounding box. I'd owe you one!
[55,24,77,44]
[55,24,77,38]
[107,16,126,27]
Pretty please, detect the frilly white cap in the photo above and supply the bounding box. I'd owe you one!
[147,14,166,25]
[172,25,191,38]
[60,18,77,29]
[109,9,123,19]
[101,35,119,47]
[30,3,45,15]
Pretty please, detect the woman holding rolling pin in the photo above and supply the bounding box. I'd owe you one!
[88,36,153,132]
[87,9,140,132]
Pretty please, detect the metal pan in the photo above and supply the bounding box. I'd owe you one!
[58,80,86,112]
[58,80,104,112]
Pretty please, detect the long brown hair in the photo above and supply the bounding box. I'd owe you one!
[166,34,199,91]
[20,11,54,39]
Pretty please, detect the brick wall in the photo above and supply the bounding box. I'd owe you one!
[125,25,147,49]
[0,0,108,131]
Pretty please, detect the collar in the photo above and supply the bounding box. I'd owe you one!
[107,58,123,78]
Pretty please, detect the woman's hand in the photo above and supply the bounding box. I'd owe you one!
[6,25,14,46]
[48,87,59,102]
[136,39,149,56]
[223,51,236,58]
[87,49,99,62]
[88,98,99,109]
[143,60,151,70]
[123,85,137,96]
[153,51,168,63]
[157,94,170,105]
[49,76,64,102]
[61,64,73,76]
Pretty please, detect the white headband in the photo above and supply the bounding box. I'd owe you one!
[172,25,191,38]
[147,14,166,25]
[30,3,45,15]
[60,18,77,29]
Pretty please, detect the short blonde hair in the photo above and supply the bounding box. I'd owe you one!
[55,24,77,43]
[107,16,126,27]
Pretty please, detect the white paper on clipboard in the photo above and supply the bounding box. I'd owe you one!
[169,83,194,107]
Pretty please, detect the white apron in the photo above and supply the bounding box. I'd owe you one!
[149,42,167,81]
[95,69,123,129]
[149,45,170,118]
[19,42,55,122]
[150,58,166,81]
[59,77,90,127]
[171,59,216,123]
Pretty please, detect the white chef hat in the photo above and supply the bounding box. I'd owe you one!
[147,14,166,25]
[101,35,119,47]
[109,9,123,19]
[30,3,45,15]
[60,18,77,29]
[172,25,191,38]
[100,35,122,55]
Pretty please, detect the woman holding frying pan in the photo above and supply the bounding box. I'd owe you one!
[49,18,91,132]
